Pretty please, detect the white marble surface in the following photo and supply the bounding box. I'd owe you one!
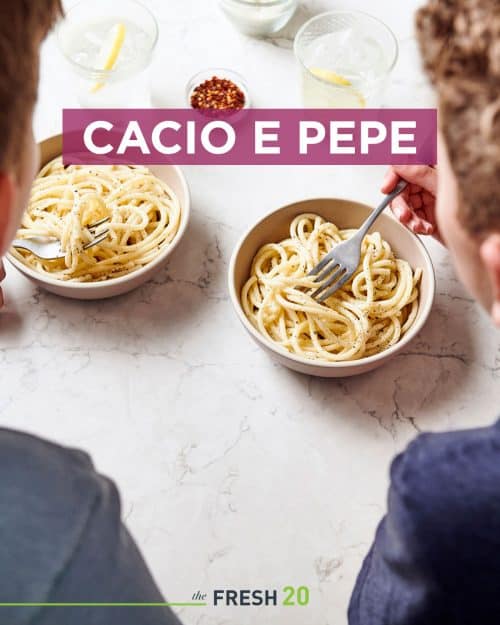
[1,0,499,623]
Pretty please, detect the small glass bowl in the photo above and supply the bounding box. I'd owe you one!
[186,68,251,110]
[218,0,298,37]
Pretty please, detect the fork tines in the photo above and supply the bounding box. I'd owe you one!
[310,261,351,302]
[87,216,111,232]
[84,229,110,250]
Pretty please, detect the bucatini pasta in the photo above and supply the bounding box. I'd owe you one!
[12,157,181,281]
[241,213,421,362]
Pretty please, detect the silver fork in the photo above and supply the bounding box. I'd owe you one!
[309,180,408,302]
[11,217,111,260]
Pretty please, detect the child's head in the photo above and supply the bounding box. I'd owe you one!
[0,1,62,254]
[417,0,500,323]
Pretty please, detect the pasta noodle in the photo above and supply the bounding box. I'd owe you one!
[12,157,181,282]
[241,213,422,362]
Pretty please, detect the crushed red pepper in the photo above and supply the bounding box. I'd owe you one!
[190,75,246,110]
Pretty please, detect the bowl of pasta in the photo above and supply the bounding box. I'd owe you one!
[229,198,435,377]
[7,134,190,299]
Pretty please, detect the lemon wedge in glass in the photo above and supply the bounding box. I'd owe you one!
[309,67,366,108]
[91,22,126,93]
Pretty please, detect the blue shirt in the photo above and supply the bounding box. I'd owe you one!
[0,428,181,625]
[349,421,500,624]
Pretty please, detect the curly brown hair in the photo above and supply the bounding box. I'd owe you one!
[0,0,63,170]
[416,0,500,233]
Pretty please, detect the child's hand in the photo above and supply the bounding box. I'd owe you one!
[381,165,442,242]
[0,260,4,308]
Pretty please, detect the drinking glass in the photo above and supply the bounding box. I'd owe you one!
[57,0,158,108]
[294,10,398,108]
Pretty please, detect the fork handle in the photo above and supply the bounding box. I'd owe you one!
[356,179,408,240]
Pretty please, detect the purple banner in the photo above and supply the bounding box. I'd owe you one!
[63,108,437,166]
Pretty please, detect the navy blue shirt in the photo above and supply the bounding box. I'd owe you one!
[349,421,500,625]
[0,428,181,625]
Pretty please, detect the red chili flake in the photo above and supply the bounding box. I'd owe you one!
[190,75,246,110]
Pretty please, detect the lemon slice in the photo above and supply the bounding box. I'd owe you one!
[310,66,366,108]
[91,22,126,93]
[310,67,352,86]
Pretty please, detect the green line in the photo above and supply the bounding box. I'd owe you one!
[0,603,207,607]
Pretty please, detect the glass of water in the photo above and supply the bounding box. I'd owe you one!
[294,10,398,108]
[57,0,158,108]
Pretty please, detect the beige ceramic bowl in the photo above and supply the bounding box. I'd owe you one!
[7,134,190,300]
[229,198,435,377]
